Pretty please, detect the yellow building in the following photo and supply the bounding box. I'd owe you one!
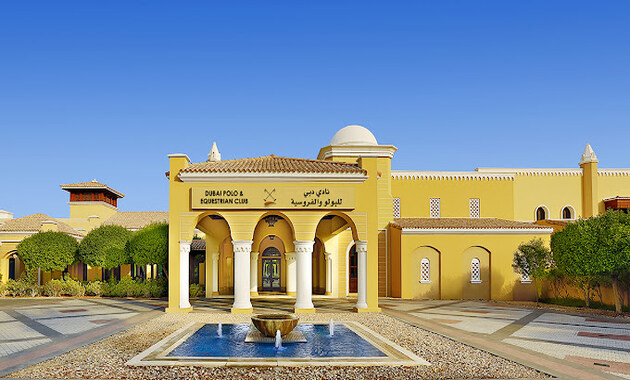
[0,181,167,283]
[164,125,630,314]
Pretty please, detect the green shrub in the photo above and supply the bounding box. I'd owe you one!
[62,277,85,297]
[17,231,78,272]
[78,225,132,269]
[127,223,168,274]
[190,283,205,298]
[85,281,102,296]
[99,277,167,298]
[147,277,168,297]
[0,282,5,297]
[42,279,64,297]
[5,279,27,297]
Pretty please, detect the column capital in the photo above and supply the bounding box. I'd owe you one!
[324,251,333,261]
[179,241,192,255]
[232,240,253,254]
[293,240,314,254]
[250,251,259,260]
[211,252,220,260]
[355,240,368,253]
[285,252,297,263]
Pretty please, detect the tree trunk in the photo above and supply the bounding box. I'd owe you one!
[583,284,590,308]
[611,276,623,314]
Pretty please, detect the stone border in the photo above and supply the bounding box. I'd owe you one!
[126,321,429,367]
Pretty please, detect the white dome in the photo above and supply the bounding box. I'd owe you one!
[329,125,378,146]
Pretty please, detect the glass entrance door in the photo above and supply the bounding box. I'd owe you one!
[261,247,281,291]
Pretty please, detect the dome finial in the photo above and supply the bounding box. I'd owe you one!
[579,143,598,165]
[207,141,221,162]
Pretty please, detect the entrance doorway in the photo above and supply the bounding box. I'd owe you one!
[349,245,358,293]
[9,256,16,280]
[261,247,281,291]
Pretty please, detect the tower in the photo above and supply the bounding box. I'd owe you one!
[579,144,599,218]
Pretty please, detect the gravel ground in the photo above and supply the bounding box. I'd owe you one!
[8,312,549,379]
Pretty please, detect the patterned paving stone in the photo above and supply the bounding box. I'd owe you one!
[37,312,137,334]
[504,337,630,364]
[513,320,630,350]
[0,321,45,341]
[0,311,15,322]
[0,338,51,358]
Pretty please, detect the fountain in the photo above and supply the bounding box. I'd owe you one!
[217,322,222,337]
[275,330,282,349]
[251,313,299,337]
[329,318,334,336]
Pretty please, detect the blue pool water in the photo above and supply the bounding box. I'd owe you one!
[167,323,387,358]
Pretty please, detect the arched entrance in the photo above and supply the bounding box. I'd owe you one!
[312,238,326,295]
[348,244,358,293]
[261,246,282,291]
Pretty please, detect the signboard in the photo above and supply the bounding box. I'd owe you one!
[191,185,355,210]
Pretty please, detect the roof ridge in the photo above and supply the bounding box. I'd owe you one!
[197,155,360,167]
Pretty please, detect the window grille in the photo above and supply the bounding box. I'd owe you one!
[521,263,531,283]
[430,198,440,218]
[420,258,431,283]
[393,198,401,218]
[469,198,480,218]
[471,258,481,283]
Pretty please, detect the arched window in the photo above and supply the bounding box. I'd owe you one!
[536,207,547,221]
[471,258,481,283]
[420,258,430,283]
[562,206,573,219]
[8,256,16,280]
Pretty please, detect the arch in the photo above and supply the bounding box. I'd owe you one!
[252,213,295,253]
[322,211,359,241]
[462,246,491,300]
[411,246,440,299]
[561,205,575,219]
[535,205,549,221]
[347,242,358,294]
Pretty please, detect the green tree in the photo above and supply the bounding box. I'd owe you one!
[127,223,169,278]
[552,210,630,313]
[512,238,554,303]
[17,231,78,272]
[78,225,132,270]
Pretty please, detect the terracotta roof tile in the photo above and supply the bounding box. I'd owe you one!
[60,180,124,198]
[392,218,551,230]
[102,211,168,230]
[0,213,84,237]
[179,156,367,175]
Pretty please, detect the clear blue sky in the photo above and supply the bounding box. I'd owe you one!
[1,1,629,218]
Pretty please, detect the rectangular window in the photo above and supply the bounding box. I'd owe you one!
[470,198,480,218]
[393,198,401,218]
[430,198,440,218]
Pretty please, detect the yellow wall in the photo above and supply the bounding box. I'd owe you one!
[598,173,630,213]
[392,178,514,219]
[397,233,548,301]
[513,174,582,221]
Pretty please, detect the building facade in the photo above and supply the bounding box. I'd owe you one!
[165,125,630,314]
[0,181,167,283]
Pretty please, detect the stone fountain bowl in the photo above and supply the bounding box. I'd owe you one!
[251,313,299,337]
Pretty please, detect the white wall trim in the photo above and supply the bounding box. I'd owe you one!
[598,169,630,176]
[476,168,582,176]
[560,204,576,219]
[392,171,514,181]
[318,145,397,160]
[401,228,554,235]
[178,172,367,183]
[535,204,550,221]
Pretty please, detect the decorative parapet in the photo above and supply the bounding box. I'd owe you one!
[391,171,514,181]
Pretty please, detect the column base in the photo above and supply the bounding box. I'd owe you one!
[286,291,296,296]
[353,306,382,313]
[212,291,219,295]
[324,292,332,296]
[165,306,193,313]
[231,307,253,314]
[250,291,259,296]
[294,307,316,314]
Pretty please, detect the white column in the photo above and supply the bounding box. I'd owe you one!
[232,240,253,311]
[324,252,333,296]
[355,240,368,310]
[179,241,191,309]
[250,251,259,296]
[294,240,314,311]
[285,252,297,295]
[212,252,219,295]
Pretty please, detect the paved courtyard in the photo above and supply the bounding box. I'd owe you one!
[380,299,630,379]
[0,297,164,376]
